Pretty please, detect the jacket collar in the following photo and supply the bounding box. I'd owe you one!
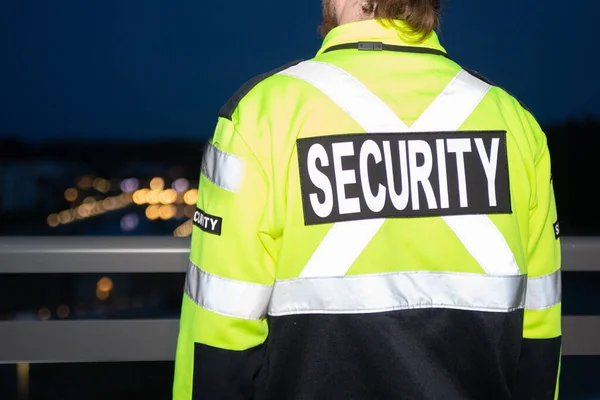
[317,19,447,56]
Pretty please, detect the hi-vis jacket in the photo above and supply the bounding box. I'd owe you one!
[174,19,562,400]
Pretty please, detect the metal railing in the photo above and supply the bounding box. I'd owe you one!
[0,236,598,364]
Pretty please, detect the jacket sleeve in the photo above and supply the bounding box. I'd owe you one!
[513,112,562,400]
[173,117,275,400]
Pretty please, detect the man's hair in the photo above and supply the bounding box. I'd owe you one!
[363,0,441,36]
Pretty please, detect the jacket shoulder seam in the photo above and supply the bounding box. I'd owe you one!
[464,67,535,118]
[218,60,303,120]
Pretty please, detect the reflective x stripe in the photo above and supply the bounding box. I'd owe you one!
[525,270,562,310]
[185,261,272,320]
[268,271,526,316]
[201,143,244,193]
[279,62,521,278]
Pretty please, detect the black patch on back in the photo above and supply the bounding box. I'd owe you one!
[219,60,303,120]
[297,131,511,226]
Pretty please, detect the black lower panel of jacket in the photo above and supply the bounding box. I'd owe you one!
[193,342,265,400]
[512,337,562,400]
[257,309,524,400]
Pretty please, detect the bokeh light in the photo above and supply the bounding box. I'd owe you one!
[172,178,190,194]
[97,277,114,292]
[47,214,59,227]
[149,177,165,191]
[120,178,140,193]
[133,188,149,205]
[57,304,70,319]
[120,213,139,232]
[146,205,160,220]
[77,176,93,190]
[38,308,51,321]
[58,210,73,224]
[183,189,198,205]
[159,205,177,220]
[159,189,177,205]
[174,219,193,237]
[64,188,78,202]
[93,178,110,193]
[146,190,160,205]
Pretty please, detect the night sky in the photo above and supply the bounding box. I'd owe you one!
[1,0,598,142]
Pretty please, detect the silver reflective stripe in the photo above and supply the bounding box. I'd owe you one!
[268,271,526,316]
[525,269,562,310]
[279,61,520,278]
[185,261,273,320]
[280,61,406,133]
[201,143,244,193]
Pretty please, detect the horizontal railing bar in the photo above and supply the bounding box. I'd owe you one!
[0,319,179,364]
[0,236,192,273]
[0,236,597,273]
[0,316,597,363]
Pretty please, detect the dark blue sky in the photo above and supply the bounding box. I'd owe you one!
[1,1,598,142]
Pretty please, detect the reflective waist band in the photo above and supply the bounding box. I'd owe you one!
[268,271,527,316]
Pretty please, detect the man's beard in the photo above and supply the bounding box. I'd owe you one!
[319,0,338,38]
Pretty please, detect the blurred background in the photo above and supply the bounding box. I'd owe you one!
[1,0,599,399]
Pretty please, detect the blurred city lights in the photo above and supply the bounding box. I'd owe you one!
[149,177,165,191]
[48,193,133,227]
[56,304,70,319]
[120,213,139,232]
[102,197,117,210]
[77,176,93,189]
[159,204,177,220]
[146,189,161,205]
[37,308,51,321]
[120,178,140,193]
[47,214,59,227]
[159,189,178,205]
[146,205,160,220]
[172,178,190,194]
[97,277,114,292]
[175,206,185,219]
[133,188,149,205]
[183,189,198,205]
[58,210,73,224]
[77,204,92,218]
[64,188,78,202]
[174,219,193,237]
[93,178,110,193]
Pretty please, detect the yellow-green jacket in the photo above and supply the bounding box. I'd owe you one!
[174,19,561,400]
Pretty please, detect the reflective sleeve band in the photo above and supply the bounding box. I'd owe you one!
[185,261,273,320]
[268,271,526,316]
[525,269,562,310]
[201,143,244,193]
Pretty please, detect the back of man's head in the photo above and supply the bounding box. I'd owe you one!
[321,0,440,39]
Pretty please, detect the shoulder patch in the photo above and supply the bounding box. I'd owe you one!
[218,60,303,120]
[463,67,535,117]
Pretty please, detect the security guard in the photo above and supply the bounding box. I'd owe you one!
[174,0,562,399]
